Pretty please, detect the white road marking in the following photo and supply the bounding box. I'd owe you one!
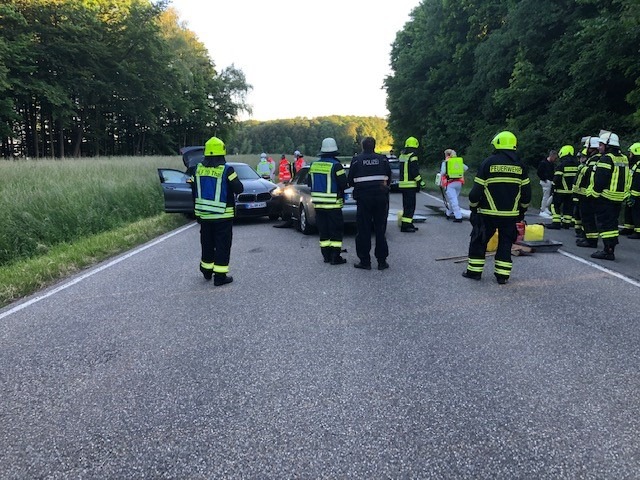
[0,222,197,320]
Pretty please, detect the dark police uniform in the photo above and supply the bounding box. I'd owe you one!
[348,151,392,269]
[192,158,244,284]
[307,155,348,264]
[464,150,531,284]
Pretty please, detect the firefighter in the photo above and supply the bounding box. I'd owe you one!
[256,153,271,179]
[440,148,468,222]
[589,131,629,260]
[278,154,292,182]
[626,143,640,239]
[306,138,348,265]
[575,137,602,248]
[547,145,579,229]
[398,136,425,232]
[572,148,588,238]
[462,131,531,285]
[192,136,244,286]
[348,136,392,270]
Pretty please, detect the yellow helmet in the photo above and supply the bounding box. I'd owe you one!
[404,136,419,148]
[204,136,226,156]
[491,131,517,150]
[558,145,575,158]
[629,142,640,156]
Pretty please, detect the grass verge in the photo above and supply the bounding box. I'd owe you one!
[0,214,190,309]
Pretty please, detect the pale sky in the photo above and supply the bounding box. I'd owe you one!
[169,0,419,121]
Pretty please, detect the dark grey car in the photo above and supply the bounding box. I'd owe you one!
[158,162,282,220]
[278,165,357,234]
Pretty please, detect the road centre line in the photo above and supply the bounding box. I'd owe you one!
[420,191,640,288]
[0,222,197,321]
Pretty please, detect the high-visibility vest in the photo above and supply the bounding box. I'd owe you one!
[398,153,418,188]
[279,160,292,182]
[295,156,306,172]
[194,164,235,220]
[256,160,271,178]
[446,157,465,179]
[309,159,343,209]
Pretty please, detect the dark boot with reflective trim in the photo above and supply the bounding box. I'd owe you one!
[321,247,331,263]
[214,274,234,286]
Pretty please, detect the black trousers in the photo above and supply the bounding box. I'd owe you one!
[401,189,416,222]
[594,198,621,248]
[316,208,344,259]
[200,219,233,274]
[355,193,389,264]
[553,192,573,224]
[622,202,634,230]
[467,215,517,279]
[580,197,598,240]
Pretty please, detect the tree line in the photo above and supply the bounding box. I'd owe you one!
[231,116,393,157]
[0,0,251,159]
[385,0,640,167]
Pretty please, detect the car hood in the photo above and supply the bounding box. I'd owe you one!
[240,178,277,193]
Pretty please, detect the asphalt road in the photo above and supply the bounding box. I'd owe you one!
[2,192,640,478]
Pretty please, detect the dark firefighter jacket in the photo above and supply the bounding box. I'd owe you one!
[191,157,244,220]
[469,150,531,218]
[553,155,580,194]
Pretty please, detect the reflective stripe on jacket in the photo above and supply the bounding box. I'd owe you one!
[590,152,629,202]
[308,158,346,209]
[194,164,236,220]
[398,153,422,189]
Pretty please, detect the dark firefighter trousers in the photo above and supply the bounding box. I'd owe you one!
[355,193,389,265]
[316,208,344,261]
[401,189,416,224]
[552,192,573,226]
[594,198,621,249]
[579,197,598,242]
[466,214,517,280]
[200,218,233,275]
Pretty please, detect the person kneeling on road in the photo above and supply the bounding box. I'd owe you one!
[463,131,531,285]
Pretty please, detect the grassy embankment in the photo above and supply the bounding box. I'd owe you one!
[0,155,197,308]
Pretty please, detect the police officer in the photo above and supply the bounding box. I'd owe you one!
[307,138,348,265]
[192,136,244,286]
[463,131,531,285]
[398,136,425,232]
[348,136,392,270]
[590,131,629,260]
[547,145,579,229]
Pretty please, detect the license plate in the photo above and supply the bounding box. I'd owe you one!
[245,201,267,209]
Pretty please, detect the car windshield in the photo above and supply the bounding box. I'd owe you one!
[232,163,261,180]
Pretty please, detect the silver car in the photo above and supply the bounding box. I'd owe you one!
[278,165,357,234]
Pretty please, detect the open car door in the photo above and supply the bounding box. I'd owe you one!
[157,168,194,213]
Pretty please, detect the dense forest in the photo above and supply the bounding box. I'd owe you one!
[385,0,640,166]
[232,116,392,156]
[0,0,251,158]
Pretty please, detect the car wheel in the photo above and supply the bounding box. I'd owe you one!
[298,204,313,235]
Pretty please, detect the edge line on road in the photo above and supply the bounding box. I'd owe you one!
[0,222,197,321]
[558,250,640,288]
[422,191,640,288]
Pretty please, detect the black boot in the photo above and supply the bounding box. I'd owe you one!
[462,270,481,281]
[321,247,331,263]
[591,246,615,261]
[546,222,562,230]
[214,274,234,286]
[576,238,597,248]
[199,265,213,281]
[330,247,346,265]
[400,224,417,232]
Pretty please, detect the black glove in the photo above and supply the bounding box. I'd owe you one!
[517,207,527,221]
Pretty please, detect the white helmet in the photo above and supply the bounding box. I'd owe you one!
[599,131,620,147]
[260,152,267,159]
[588,137,600,148]
[294,150,301,157]
[320,137,339,154]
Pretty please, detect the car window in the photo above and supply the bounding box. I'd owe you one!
[294,168,309,185]
[389,161,400,170]
[232,164,261,180]
[161,169,190,183]
[183,148,204,168]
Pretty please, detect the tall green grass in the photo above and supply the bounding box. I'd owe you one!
[0,156,184,267]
